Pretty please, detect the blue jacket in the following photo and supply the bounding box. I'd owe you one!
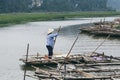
[46,33,58,48]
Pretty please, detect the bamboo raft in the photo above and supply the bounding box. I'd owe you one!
[80,19,120,37]
[20,52,120,66]
[21,52,120,80]
[20,53,86,66]
[80,26,120,37]
[27,58,120,80]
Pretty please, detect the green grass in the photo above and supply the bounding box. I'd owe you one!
[0,11,120,27]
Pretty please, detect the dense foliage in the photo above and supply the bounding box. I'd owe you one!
[0,0,32,13]
[39,0,111,12]
[0,0,114,13]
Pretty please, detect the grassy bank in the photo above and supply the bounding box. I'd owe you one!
[0,11,120,27]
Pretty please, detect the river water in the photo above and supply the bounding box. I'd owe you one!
[0,17,120,80]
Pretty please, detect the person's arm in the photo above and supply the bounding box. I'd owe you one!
[49,33,58,37]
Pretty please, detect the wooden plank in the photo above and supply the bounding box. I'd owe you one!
[74,69,95,78]
[75,62,120,67]
[26,74,38,79]
[33,66,61,80]
[65,69,120,72]
[83,68,120,72]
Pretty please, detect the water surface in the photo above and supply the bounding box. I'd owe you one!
[0,17,120,80]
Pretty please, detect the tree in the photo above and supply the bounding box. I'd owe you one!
[0,0,114,13]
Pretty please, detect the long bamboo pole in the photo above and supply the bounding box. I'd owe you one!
[66,32,79,58]
[59,32,79,70]
[23,43,29,80]
[90,34,110,56]
[53,26,61,48]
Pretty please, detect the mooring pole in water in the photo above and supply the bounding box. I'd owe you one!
[23,43,29,80]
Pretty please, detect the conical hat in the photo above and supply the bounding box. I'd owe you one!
[47,28,54,34]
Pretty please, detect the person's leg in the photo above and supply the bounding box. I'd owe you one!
[46,46,53,59]
[49,46,53,59]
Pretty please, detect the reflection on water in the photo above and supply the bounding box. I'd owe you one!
[0,17,120,80]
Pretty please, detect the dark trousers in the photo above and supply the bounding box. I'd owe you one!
[46,45,53,59]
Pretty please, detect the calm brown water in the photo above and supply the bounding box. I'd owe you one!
[0,17,120,80]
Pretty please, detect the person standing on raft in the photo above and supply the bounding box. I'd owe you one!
[46,28,58,59]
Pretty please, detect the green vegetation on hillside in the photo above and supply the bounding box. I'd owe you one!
[0,11,120,27]
[0,0,113,13]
